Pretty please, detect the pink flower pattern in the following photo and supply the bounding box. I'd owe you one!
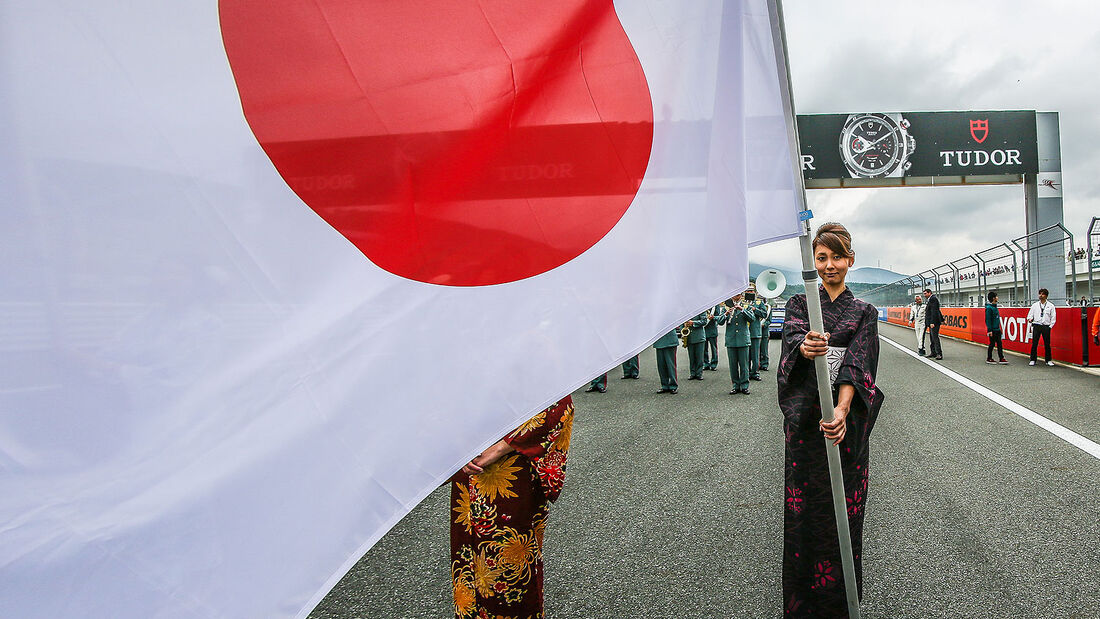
[786,486,804,515]
[847,473,869,517]
[812,560,836,589]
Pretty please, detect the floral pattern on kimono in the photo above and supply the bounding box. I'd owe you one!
[450,396,574,619]
[777,287,884,618]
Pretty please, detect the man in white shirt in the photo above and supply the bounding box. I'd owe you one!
[907,294,927,355]
[1026,287,1056,366]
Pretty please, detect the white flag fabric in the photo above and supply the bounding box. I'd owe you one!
[0,1,802,617]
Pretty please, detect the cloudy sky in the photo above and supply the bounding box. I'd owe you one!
[748,0,1100,275]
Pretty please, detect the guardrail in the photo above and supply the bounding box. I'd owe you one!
[859,218,1099,309]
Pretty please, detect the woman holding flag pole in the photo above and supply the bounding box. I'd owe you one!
[777,223,883,617]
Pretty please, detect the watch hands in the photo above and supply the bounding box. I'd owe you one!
[852,132,892,154]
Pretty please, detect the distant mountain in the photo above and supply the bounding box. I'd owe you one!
[749,263,906,285]
[846,267,907,284]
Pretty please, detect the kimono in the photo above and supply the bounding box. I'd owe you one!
[450,396,575,619]
[777,287,884,618]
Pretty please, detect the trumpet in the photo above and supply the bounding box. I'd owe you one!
[723,299,745,312]
[679,323,691,348]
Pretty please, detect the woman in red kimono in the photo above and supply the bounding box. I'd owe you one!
[777,223,884,617]
[450,396,575,619]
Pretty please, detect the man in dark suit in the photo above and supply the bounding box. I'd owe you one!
[923,288,943,360]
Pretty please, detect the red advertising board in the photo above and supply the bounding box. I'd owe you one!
[886,307,910,326]
[938,307,975,340]
[971,307,1084,363]
[882,306,1097,365]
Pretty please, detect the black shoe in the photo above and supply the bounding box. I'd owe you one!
[760,367,768,371]
[598,387,606,393]
[668,389,678,395]
[935,356,943,360]
[656,389,668,394]
[631,375,640,379]
[729,388,739,394]
[986,359,996,364]
[750,375,762,381]
[620,375,631,379]
[741,389,751,395]
[585,386,598,392]
[918,349,926,355]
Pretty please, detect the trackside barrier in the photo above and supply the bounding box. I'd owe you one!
[879,306,1099,366]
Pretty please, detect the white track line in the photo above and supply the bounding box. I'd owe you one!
[880,334,1100,460]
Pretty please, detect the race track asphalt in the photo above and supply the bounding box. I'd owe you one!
[310,321,1099,618]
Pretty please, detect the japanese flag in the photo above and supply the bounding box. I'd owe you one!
[0,1,802,617]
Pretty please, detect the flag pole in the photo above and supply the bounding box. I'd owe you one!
[766,1,861,616]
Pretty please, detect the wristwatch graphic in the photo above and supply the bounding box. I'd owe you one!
[838,112,916,178]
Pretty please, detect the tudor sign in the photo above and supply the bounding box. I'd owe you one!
[797,110,1039,180]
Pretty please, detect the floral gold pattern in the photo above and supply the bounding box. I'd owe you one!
[472,455,522,502]
[451,397,574,619]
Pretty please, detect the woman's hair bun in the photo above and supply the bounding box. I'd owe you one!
[812,222,854,259]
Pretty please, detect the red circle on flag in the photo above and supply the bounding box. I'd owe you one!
[221,0,653,286]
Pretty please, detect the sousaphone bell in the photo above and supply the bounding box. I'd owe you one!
[755,268,787,299]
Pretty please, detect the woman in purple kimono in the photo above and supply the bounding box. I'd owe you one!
[777,223,884,617]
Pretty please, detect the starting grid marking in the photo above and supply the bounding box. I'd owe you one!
[879,334,1100,461]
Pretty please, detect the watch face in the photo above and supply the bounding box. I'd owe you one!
[839,113,908,177]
